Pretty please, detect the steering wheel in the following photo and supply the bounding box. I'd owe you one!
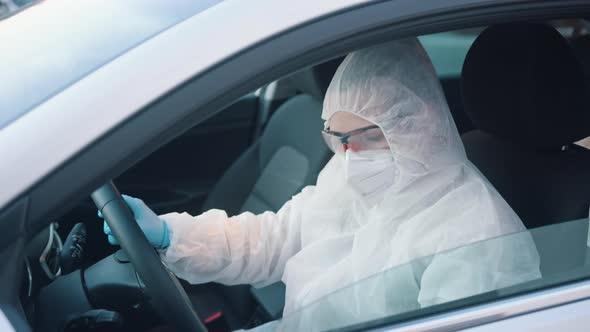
[91,181,206,332]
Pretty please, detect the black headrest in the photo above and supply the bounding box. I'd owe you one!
[462,23,590,150]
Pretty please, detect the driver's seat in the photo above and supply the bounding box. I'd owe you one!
[461,23,590,230]
[460,23,590,276]
[193,59,342,327]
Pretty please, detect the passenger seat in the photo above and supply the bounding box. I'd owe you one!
[461,23,590,275]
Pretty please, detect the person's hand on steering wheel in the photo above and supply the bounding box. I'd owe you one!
[98,195,170,249]
[92,182,205,331]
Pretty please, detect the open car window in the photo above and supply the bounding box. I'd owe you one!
[279,218,590,331]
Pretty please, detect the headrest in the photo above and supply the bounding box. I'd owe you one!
[462,23,590,150]
[282,57,344,100]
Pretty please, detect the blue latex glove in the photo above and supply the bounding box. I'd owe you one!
[98,195,170,249]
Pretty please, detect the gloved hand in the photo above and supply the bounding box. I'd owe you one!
[98,195,170,249]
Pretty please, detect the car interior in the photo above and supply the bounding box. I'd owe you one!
[461,23,590,278]
[20,19,590,332]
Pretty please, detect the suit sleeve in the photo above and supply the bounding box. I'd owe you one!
[159,187,314,287]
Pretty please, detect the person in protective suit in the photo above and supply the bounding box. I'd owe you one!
[102,38,540,331]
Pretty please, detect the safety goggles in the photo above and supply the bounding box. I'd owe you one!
[322,125,389,155]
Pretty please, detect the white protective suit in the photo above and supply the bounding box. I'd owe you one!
[160,39,541,331]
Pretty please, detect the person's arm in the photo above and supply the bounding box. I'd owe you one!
[159,187,313,287]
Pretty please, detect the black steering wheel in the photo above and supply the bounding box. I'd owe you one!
[91,181,206,332]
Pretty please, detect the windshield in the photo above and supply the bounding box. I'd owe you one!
[0,0,222,129]
[279,218,589,331]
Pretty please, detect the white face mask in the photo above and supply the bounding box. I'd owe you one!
[344,149,396,207]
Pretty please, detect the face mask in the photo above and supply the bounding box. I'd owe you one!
[344,149,396,207]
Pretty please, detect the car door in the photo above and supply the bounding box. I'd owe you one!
[3,1,590,331]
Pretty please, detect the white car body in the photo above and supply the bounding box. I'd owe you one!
[2,0,590,331]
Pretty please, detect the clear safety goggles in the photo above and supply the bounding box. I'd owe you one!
[321,125,389,155]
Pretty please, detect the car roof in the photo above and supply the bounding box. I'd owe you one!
[0,0,221,129]
[0,0,371,209]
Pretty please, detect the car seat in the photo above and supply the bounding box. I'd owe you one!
[461,23,590,276]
